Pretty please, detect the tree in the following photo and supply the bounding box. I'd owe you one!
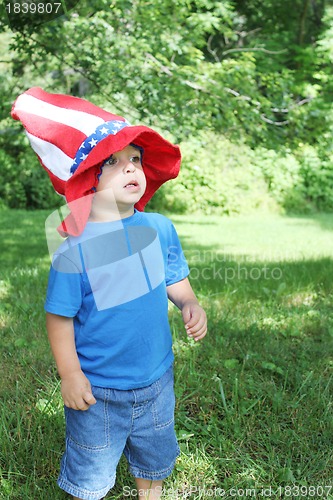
[1,0,332,211]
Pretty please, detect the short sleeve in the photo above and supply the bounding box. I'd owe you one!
[44,254,85,317]
[165,224,189,286]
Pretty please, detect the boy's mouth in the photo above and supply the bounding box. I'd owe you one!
[124,180,140,190]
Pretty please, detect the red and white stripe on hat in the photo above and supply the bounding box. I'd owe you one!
[11,87,127,195]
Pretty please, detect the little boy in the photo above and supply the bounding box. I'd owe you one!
[11,88,207,500]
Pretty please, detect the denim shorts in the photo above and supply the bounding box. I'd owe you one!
[57,365,180,500]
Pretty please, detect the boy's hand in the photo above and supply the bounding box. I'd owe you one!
[61,370,97,411]
[182,301,207,342]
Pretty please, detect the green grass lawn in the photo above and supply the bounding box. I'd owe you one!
[1,209,333,499]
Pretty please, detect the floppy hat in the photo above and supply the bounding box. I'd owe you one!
[11,87,181,236]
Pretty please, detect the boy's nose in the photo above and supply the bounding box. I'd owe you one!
[123,161,136,173]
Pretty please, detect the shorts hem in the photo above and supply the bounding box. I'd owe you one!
[57,476,115,500]
[129,450,179,481]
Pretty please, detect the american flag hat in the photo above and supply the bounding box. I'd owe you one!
[11,87,181,236]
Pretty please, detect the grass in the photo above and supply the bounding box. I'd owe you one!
[1,209,333,499]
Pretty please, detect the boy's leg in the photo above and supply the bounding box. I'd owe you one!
[135,478,163,499]
[72,481,162,499]
[126,368,179,499]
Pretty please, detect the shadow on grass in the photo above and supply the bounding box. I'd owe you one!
[180,237,333,297]
[0,209,50,269]
[285,212,333,232]
[170,241,333,490]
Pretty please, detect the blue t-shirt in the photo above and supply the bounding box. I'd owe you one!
[45,210,189,389]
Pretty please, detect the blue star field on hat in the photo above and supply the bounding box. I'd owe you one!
[70,120,129,175]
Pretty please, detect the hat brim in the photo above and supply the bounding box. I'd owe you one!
[58,126,181,236]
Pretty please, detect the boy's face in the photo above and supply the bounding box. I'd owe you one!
[95,145,147,210]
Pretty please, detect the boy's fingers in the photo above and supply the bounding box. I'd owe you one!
[77,402,89,411]
[188,325,207,339]
[186,314,207,332]
[193,327,207,339]
[194,332,207,342]
[182,306,192,325]
[83,391,97,405]
[185,311,201,329]
[187,317,206,331]
[187,316,207,338]
[183,304,207,341]
[186,307,207,328]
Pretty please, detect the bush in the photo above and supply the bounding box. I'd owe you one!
[254,147,307,213]
[2,131,332,215]
[148,133,277,215]
[149,133,333,215]
[296,145,333,211]
[0,145,62,210]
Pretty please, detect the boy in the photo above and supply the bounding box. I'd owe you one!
[11,88,207,500]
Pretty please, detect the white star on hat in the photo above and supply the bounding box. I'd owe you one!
[89,138,98,147]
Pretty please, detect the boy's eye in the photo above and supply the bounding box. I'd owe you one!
[104,156,118,166]
[103,154,141,167]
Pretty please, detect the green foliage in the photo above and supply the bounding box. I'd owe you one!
[0,149,26,208]
[1,0,333,213]
[149,134,271,215]
[4,0,329,142]
[254,148,304,212]
[296,145,333,211]
[0,144,62,210]
[3,128,332,214]
[149,133,333,215]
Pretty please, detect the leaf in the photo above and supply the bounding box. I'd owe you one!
[276,282,287,297]
[277,467,296,483]
[224,358,240,369]
[261,361,284,375]
[177,429,194,441]
[14,337,29,348]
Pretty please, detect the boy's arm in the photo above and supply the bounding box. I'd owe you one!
[46,312,96,411]
[167,277,207,342]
